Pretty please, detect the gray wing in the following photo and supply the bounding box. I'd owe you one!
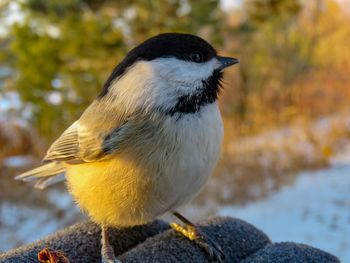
[44,121,132,163]
[42,96,154,164]
[44,122,79,162]
[43,100,128,163]
[43,121,103,163]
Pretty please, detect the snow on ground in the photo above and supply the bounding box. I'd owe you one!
[219,149,350,262]
[0,203,63,251]
[0,189,82,252]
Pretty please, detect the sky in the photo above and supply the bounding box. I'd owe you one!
[221,0,242,10]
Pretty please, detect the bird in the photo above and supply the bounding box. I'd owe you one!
[16,33,239,263]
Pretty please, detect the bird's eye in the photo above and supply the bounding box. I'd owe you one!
[190,52,203,63]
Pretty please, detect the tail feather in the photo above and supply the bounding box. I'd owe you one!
[35,173,65,189]
[16,162,66,189]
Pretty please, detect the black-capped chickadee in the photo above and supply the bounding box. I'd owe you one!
[16,33,239,263]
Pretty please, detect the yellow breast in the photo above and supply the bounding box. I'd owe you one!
[65,158,160,227]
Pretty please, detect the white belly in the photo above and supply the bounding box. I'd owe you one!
[66,103,223,226]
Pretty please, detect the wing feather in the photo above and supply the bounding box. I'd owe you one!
[43,98,132,163]
[43,120,103,163]
[43,122,80,162]
[43,118,129,163]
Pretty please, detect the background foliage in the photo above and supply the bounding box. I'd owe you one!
[2,0,349,143]
[1,0,224,140]
[1,0,349,140]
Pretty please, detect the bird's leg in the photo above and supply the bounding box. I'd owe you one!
[101,225,121,263]
[170,212,226,262]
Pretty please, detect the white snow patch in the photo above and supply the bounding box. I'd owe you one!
[0,190,82,252]
[219,150,350,262]
[0,203,62,252]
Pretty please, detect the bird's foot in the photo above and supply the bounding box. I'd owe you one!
[101,226,122,263]
[101,243,121,263]
[171,213,226,262]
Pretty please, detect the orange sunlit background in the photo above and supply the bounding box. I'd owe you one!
[0,0,350,261]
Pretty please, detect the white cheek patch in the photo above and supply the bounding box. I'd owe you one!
[104,57,220,114]
[145,57,220,103]
[149,57,219,84]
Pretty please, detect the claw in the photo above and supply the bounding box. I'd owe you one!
[171,212,226,262]
[169,222,198,240]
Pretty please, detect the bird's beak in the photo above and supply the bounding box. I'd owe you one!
[217,56,239,70]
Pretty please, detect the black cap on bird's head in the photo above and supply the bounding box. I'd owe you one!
[126,33,218,63]
[99,33,239,99]
[129,33,239,66]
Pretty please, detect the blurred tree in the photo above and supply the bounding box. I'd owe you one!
[3,0,349,141]
[2,0,224,142]
[225,0,317,127]
[245,0,301,24]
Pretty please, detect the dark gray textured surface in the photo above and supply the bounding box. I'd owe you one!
[241,242,340,263]
[119,217,271,262]
[0,220,169,263]
[0,217,340,263]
